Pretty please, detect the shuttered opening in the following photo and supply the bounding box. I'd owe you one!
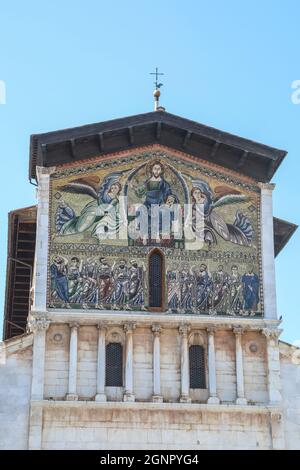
[3,206,37,340]
[189,345,206,389]
[105,343,123,387]
[149,250,164,309]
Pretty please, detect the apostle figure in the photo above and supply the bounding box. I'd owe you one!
[195,263,213,311]
[50,256,69,306]
[96,257,113,308]
[180,265,195,311]
[167,269,181,310]
[212,265,229,309]
[128,260,144,306]
[242,269,259,311]
[68,256,83,302]
[108,259,130,309]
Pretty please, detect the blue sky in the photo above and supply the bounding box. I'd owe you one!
[0,0,299,342]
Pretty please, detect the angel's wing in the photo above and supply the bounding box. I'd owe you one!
[214,185,241,198]
[58,177,100,199]
[212,194,250,209]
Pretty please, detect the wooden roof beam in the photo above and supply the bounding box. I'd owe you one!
[156,122,162,140]
[182,130,192,148]
[97,132,104,152]
[69,139,76,158]
[210,141,221,159]
[237,150,249,168]
[128,126,134,145]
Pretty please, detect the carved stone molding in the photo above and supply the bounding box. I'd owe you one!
[206,326,217,335]
[36,165,57,177]
[69,322,80,329]
[97,322,108,332]
[258,182,276,191]
[151,324,162,336]
[233,327,244,336]
[123,322,136,334]
[178,324,191,336]
[270,411,282,423]
[28,316,50,334]
[262,328,282,341]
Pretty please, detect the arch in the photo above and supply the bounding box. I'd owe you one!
[148,248,165,311]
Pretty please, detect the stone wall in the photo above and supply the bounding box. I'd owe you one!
[0,335,33,449]
[40,403,272,450]
[1,330,300,449]
[44,324,69,399]
[280,341,300,449]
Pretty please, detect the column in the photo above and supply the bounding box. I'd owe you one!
[66,322,79,401]
[262,328,282,404]
[95,323,107,402]
[152,324,163,403]
[32,166,56,313]
[28,316,50,400]
[28,316,50,450]
[270,412,285,450]
[179,324,191,403]
[259,183,277,320]
[207,327,220,404]
[123,323,136,402]
[233,327,247,405]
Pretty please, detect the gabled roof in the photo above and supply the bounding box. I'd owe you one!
[29,111,287,182]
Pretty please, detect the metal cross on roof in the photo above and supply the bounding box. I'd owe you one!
[150,67,164,89]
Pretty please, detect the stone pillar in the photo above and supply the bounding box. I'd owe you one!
[123,323,136,402]
[28,316,50,400]
[207,327,220,404]
[95,323,107,402]
[233,327,247,405]
[179,324,191,403]
[262,328,282,404]
[152,324,163,403]
[28,403,44,450]
[270,412,285,449]
[259,183,277,320]
[32,166,56,312]
[66,322,79,401]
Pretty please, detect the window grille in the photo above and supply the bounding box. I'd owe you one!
[149,251,163,308]
[189,345,206,389]
[105,342,123,386]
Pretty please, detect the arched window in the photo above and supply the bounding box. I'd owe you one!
[105,342,123,387]
[149,249,164,310]
[189,345,206,389]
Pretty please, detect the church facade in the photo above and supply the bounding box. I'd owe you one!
[0,110,299,449]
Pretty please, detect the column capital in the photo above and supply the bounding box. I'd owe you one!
[97,322,108,332]
[69,322,80,329]
[28,316,50,334]
[207,326,217,335]
[258,182,276,192]
[152,324,162,336]
[262,328,282,341]
[178,323,191,336]
[36,165,57,178]
[270,411,282,422]
[233,326,244,336]
[124,322,136,334]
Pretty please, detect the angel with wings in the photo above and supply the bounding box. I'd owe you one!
[189,178,254,247]
[55,171,127,239]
